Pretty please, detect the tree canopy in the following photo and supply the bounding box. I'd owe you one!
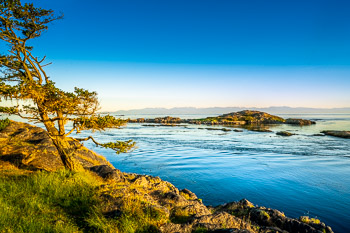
[0,0,135,170]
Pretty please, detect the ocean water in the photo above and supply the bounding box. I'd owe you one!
[78,113,350,233]
[3,113,350,232]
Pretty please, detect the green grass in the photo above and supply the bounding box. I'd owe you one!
[0,169,101,232]
[0,167,168,233]
[0,118,10,131]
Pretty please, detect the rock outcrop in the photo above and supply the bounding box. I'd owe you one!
[276,131,295,136]
[321,130,350,139]
[0,121,113,171]
[127,110,316,127]
[285,118,316,125]
[95,166,333,233]
[0,121,334,233]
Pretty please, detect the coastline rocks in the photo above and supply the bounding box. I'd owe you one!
[0,121,334,233]
[233,129,243,132]
[127,110,317,128]
[285,118,316,125]
[276,131,295,136]
[321,130,350,139]
[130,116,182,124]
[205,127,232,132]
[89,165,126,182]
[248,128,272,133]
[99,171,334,233]
[200,110,286,125]
[0,121,113,171]
[215,199,333,233]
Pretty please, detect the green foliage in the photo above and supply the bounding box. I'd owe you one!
[0,118,10,131]
[300,216,321,224]
[75,115,127,132]
[243,116,254,121]
[0,1,135,170]
[0,106,18,114]
[100,140,136,154]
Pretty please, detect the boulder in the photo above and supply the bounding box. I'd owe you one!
[285,118,315,125]
[276,131,295,136]
[0,121,113,171]
[215,200,333,233]
[89,165,126,182]
[321,130,350,139]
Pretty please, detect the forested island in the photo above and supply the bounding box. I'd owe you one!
[128,110,316,126]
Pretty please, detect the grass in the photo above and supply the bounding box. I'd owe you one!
[0,165,165,233]
[300,216,321,225]
[0,169,101,232]
[170,207,194,224]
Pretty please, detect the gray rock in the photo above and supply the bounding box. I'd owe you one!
[89,165,125,182]
[321,130,350,139]
[276,131,295,136]
[285,118,316,125]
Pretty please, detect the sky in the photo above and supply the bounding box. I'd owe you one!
[3,0,350,111]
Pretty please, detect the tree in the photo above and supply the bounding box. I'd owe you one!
[0,0,135,171]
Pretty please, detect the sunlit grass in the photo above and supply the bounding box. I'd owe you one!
[0,167,165,233]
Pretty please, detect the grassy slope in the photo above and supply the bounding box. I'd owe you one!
[0,162,161,233]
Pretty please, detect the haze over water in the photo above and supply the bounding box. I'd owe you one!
[75,113,350,233]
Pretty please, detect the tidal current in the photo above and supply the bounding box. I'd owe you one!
[74,114,349,232]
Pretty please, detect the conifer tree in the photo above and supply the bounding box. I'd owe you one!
[0,0,135,171]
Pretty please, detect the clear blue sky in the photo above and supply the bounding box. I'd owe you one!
[10,0,350,110]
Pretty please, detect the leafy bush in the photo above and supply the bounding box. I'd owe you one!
[0,118,10,131]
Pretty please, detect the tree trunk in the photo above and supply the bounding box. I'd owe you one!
[51,137,84,171]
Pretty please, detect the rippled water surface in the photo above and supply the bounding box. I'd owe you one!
[63,114,350,232]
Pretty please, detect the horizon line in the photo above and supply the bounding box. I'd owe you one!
[100,106,350,113]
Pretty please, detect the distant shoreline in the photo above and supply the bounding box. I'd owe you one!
[102,106,350,115]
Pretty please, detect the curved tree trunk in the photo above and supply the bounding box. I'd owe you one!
[38,107,83,171]
[51,137,84,171]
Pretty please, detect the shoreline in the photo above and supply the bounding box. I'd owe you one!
[0,120,335,232]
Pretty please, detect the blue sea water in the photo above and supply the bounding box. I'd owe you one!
[4,113,350,232]
[78,113,350,233]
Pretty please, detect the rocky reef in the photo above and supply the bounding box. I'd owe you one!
[128,110,316,126]
[321,130,350,139]
[276,131,295,136]
[0,121,333,233]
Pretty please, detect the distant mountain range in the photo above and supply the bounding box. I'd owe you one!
[104,106,350,115]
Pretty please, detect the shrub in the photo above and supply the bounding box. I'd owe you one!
[0,118,10,131]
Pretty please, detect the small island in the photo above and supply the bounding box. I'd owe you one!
[128,110,316,126]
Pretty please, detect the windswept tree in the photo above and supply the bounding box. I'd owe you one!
[0,0,135,171]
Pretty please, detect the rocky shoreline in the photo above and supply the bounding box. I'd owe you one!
[0,120,334,233]
[321,130,350,139]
